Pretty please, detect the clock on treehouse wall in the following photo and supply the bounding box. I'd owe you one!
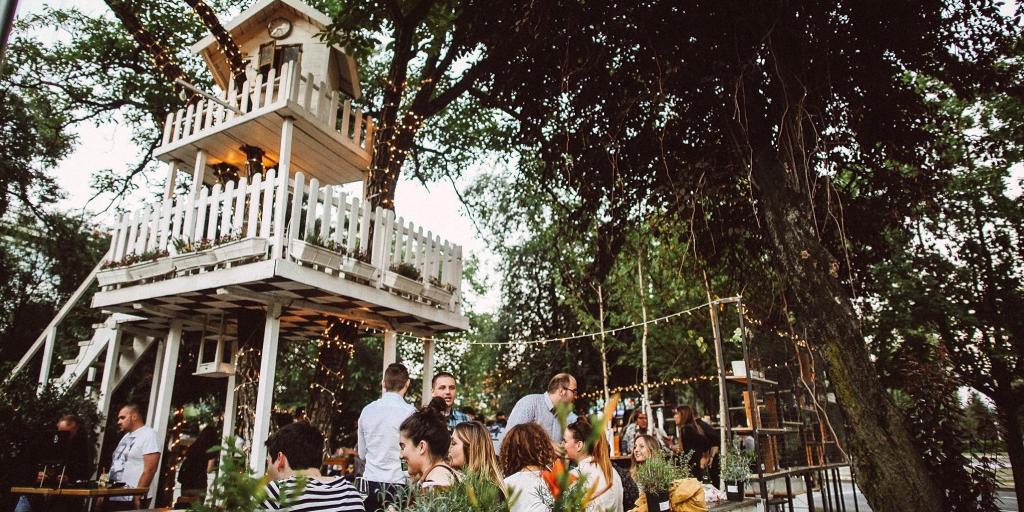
[267,17,292,39]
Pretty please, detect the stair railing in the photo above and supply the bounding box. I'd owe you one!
[7,246,112,389]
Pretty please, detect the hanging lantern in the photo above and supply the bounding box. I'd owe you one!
[212,162,240,184]
[241,145,265,177]
[195,313,236,378]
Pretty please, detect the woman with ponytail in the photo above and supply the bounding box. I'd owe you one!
[399,397,458,490]
[564,417,624,512]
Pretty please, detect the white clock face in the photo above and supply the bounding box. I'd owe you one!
[268,18,291,39]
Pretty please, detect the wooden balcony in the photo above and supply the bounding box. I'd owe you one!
[153,60,375,185]
[91,171,467,338]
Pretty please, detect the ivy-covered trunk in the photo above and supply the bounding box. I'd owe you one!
[306,323,356,448]
[233,310,264,459]
[747,146,945,510]
[995,398,1024,505]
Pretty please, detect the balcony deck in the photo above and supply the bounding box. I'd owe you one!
[91,170,467,337]
[154,61,374,185]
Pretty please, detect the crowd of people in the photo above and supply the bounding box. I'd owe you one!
[15,366,723,512]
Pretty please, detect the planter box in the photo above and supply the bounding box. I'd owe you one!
[382,270,424,295]
[130,258,173,281]
[340,256,377,280]
[97,267,132,287]
[214,237,268,263]
[194,361,235,378]
[422,283,454,304]
[172,249,216,271]
[290,239,343,268]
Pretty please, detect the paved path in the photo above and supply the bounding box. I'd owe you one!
[782,486,1017,512]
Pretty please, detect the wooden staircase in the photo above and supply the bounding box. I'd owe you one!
[53,313,159,392]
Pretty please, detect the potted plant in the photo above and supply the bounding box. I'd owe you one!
[171,237,216,271]
[289,234,343,269]
[422,276,455,304]
[634,453,686,511]
[382,261,424,295]
[213,233,268,263]
[721,446,754,502]
[129,248,173,281]
[339,244,377,280]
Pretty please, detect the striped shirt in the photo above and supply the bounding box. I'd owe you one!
[261,476,365,511]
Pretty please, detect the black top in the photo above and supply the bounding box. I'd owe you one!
[65,431,93,482]
[616,465,639,510]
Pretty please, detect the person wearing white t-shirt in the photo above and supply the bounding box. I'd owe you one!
[105,404,160,511]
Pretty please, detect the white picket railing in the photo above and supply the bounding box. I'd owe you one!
[105,172,462,311]
[158,61,375,163]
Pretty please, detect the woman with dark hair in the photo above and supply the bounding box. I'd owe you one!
[175,424,220,506]
[449,421,505,492]
[399,398,458,490]
[501,423,557,512]
[565,417,623,512]
[673,405,712,481]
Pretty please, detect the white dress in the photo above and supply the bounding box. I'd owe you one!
[504,470,552,512]
[573,457,624,512]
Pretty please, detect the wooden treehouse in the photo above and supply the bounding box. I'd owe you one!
[11,0,467,502]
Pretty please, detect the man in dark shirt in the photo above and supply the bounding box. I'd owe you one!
[15,414,93,512]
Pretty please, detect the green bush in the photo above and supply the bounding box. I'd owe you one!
[0,370,102,508]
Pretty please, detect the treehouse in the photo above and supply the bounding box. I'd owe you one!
[11,0,466,502]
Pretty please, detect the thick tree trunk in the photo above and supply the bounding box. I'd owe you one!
[750,149,945,511]
[306,323,356,449]
[995,399,1024,505]
[233,309,264,456]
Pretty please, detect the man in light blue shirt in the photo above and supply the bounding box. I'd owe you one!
[357,363,415,512]
[498,373,578,453]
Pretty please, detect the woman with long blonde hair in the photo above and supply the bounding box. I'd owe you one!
[449,421,505,491]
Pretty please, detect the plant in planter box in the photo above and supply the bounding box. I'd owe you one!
[291,233,345,268]
[633,453,687,511]
[391,261,422,281]
[720,446,754,502]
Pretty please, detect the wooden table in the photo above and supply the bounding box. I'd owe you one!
[10,486,150,511]
[709,497,759,511]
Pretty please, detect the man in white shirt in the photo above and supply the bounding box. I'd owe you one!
[105,404,160,511]
[357,363,415,512]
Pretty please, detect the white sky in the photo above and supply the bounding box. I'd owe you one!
[17,0,502,314]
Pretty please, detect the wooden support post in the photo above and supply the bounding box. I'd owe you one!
[192,150,208,199]
[149,320,183,505]
[420,337,434,407]
[382,330,397,376]
[164,160,179,200]
[146,337,167,425]
[94,326,123,472]
[220,340,237,469]
[37,326,57,390]
[272,119,294,260]
[250,303,281,472]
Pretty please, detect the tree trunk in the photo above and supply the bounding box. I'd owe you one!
[233,309,264,457]
[306,323,356,449]
[749,148,945,511]
[995,398,1024,505]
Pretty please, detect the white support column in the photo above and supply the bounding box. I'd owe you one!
[191,150,208,200]
[271,118,294,260]
[420,338,434,407]
[222,340,238,441]
[149,320,183,505]
[164,160,179,199]
[94,327,123,473]
[382,330,397,376]
[146,337,167,425]
[250,303,282,472]
[37,326,57,389]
